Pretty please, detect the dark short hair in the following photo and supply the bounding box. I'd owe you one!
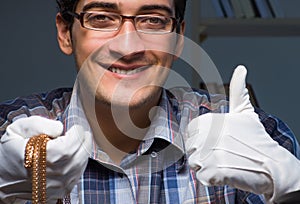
[174,0,187,22]
[56,0,187,25]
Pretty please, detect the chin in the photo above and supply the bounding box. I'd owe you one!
[96,86,162,110]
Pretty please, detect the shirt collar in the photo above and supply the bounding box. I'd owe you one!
[140,89,185,154]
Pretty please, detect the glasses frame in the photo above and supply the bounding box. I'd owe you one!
[67,11,179,34]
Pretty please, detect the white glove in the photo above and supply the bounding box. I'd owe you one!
[186,65,300,203]
[0,116,92,204]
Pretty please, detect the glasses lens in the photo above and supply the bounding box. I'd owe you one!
[136,15,173,33]
[81,12,175,34]
[83,12,120,30]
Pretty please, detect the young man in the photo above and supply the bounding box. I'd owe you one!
[0,0,300,203]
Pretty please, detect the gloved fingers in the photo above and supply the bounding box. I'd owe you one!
[5,116,63,139]
[185,121,204,155]
[188,138,274,193]
[0,130,23,143]
[46,168,84,203]
[0,136,29,177]
[194,165,224,186]
[188,140,267,173]
[229,65,254,113]
[214,114,280,160]
[64,125,92,156]
[187,153,203,172]
[186,113,228,160]
[46,182,67,204]
[47,125,91,164]
[195,164,272,195]
[186,113,217,149]
[45,126,90,198]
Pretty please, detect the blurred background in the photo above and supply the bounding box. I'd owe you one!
[0,0,299,141]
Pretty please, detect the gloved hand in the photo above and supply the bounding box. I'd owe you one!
[186,65,300,203]
[0,116,92,204]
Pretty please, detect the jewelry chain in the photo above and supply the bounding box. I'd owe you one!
[24,134,70,204]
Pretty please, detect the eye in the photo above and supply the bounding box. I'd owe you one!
[143,16,167,25]
[84,12,119,29]
[136,15,172,32]
[86,13,114,22]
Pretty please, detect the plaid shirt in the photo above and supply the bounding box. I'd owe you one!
[1,87,299,204]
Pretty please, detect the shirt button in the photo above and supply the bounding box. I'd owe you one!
[151,151,158,158]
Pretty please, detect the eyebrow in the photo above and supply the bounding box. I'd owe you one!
[82,2,173,16]
[82,2,118,12]
[139,5,173,16]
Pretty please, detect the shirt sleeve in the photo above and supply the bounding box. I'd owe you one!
[255,107,300,159]
[0,88,72,137]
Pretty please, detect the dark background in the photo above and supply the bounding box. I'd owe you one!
[0,0,299,141]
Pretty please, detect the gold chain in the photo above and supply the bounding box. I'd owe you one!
[24,134,68,204]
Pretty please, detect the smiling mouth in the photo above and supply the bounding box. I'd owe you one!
[107,66,149,75]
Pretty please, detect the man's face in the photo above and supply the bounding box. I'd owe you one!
[58,0,185,108]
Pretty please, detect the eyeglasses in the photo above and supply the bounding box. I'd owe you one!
[67,11,178,34]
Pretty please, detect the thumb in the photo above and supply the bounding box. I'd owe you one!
[229,65,254,113]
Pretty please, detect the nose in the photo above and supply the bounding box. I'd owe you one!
[108,20,145,60]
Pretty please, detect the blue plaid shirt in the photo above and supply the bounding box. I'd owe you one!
[1,87,299,204]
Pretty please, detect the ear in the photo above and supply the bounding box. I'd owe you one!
[173,21,185,60]
[56,13,73,55]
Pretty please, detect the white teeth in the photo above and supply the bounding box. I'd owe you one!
[110,67,146,75]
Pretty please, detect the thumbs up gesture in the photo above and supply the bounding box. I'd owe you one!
[186,66,300,203]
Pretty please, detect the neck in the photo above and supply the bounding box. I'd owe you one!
[82,90,162,164]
